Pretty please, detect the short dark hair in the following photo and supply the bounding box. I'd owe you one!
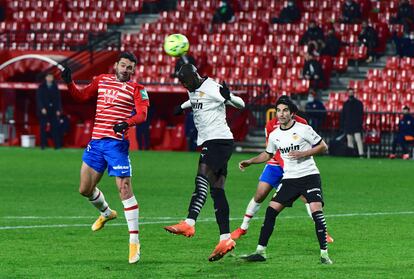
[276,95,298,113]
[118,52,137,64]
[403,106,410,111]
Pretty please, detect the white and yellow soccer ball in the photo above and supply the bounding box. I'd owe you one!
[163,34,190,57]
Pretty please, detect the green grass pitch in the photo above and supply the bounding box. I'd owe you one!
[0,147,413,278]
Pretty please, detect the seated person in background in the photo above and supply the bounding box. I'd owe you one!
[341,0,361,24]
[391,0,414,24]
[321,27,342,57]
[271,0,301,24]
[302,51,323,90]
[305,90,326,133]
[394,30,414,57]
[358,21,379,63]
[389,106,414,160]
[210,0,235,32]
[300,20,325,52]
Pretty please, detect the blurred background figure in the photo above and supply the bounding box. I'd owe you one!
[358,21,379,63]
[136,106,153,150]
[305,90,326,133]
[210,0,235,32]
[389,106,414,159]
[36,73,62,149]
[271,0,301,24]
[341,0,361,24]
[340,88,364,157]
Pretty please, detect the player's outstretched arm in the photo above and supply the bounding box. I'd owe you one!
[288,140,328,159]
[173,100,191,115]
[219,81,245,109]
[62,68,99,102]
[239,151,273,171]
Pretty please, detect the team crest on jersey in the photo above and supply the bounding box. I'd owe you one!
[292,133,300,141]
[198,92,205,97]
[104,89,118,104]
[140,89,149,100]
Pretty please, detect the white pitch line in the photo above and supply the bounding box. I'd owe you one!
[0,211,413,231]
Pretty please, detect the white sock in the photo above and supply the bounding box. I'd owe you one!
[122,196,139,244]
[185,218,196,226]
[321,249,328,255]
[88,188,112,217]
[220,233,231,241]
[305,203,312,218]
[256,245,266,253]
[240,198,261,230]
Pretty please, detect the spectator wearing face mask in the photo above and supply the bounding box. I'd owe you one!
[305,90,326,133]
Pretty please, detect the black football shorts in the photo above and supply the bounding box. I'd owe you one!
[199,139,234,176]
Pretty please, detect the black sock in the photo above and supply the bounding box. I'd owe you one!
[210,187,230,235]
[258,206,279,247]
[187,174,209,221]
[312,210,328,250]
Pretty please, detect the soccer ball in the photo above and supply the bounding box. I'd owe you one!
[163,34,190,57]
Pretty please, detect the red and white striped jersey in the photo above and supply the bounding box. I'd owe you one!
[67,74,150,141]
[265,115,307,167]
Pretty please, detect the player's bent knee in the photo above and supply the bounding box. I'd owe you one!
[79,186,93,197]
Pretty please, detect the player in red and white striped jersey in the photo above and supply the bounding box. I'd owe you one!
[231,98,333,243]
[61,52,149,264]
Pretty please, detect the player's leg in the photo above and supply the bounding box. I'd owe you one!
[164,162,214,237]
[208,173,236,262]
[81,141,117,231]
[240,201,285,262]
[299,195,334,243]
[232,164,283,240]
[302,175,333,264]
[241,178,300,262]
[107,139,140,264]
[115,176,140,264]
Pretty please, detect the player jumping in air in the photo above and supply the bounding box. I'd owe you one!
[164,64,245,261]
[61,52,149,264]
[239,96,333,264]
[231,97,334,244]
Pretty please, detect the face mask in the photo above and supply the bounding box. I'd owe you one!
[410,35,414,39]
[308,96,315,102]
[288,2,293,6]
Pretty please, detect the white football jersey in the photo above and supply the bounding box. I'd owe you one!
[266,121,322,179]
[188,78,233,145]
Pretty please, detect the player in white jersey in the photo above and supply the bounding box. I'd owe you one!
[164,64,245,261]
[237,96,333,264]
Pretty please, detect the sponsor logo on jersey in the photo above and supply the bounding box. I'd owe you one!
[192,102,203,109]
[104,89,118,104]
[279,144,300,154]
[140,89,149,100]
[113,165,129,170]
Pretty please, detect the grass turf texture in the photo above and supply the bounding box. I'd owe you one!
[0,147,413,278]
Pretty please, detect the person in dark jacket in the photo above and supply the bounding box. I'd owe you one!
[321,27,342,56]
[302,52,323,90]
[36,73,62,149]
[358,21,379,62]
[271,0,301,24]
[391,0,414,24]
[341,0,361,24]
[340,88,364,157]
[389,106,414,159]
[210,0,235,32]
[300,20,325,51]
[305,90,327,132]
